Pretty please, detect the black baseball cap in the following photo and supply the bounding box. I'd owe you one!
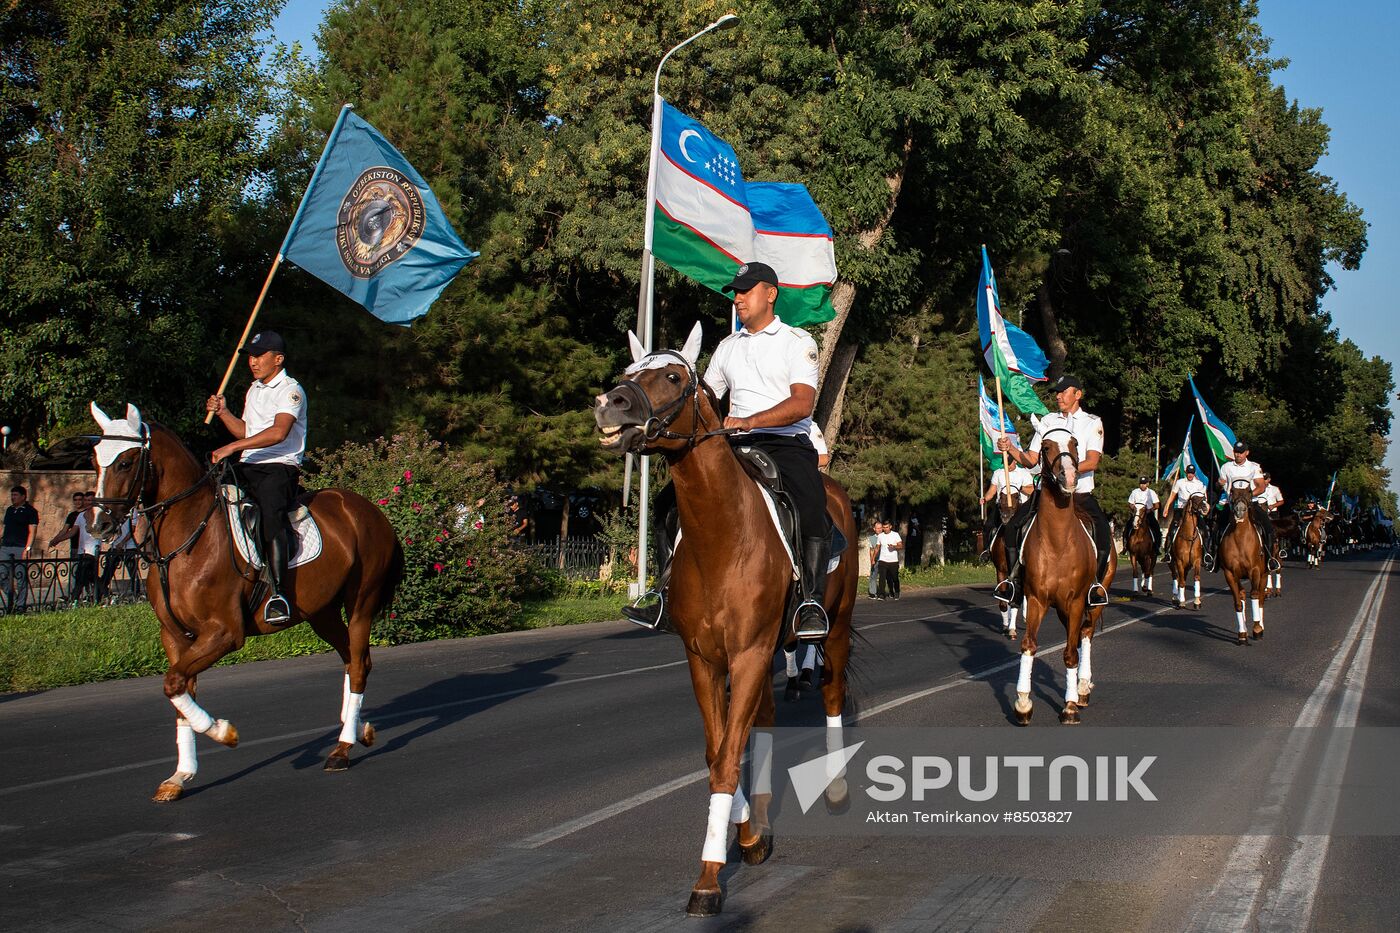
[1186,464,1197,474]
[1049,374,1083,392]
[1232,440,1248,453]
[722,261,779,293]
[1138,476,1150,483]
[240,330,286,355]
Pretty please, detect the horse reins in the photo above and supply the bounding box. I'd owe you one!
[615,351,738,453]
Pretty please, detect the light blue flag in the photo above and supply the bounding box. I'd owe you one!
[281,106,478,325]
[1188,376,1238,469]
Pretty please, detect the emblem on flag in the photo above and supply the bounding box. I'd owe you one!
[337,167,426,277]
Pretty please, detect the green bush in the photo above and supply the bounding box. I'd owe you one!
[307,427,543,642]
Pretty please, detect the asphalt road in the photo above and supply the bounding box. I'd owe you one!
[2,550,1396,932]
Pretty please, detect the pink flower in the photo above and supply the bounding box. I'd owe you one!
[435,533,446,542]
[405,536,413,545]
[389,611,397,619]
[377,498,389,506]
[433,562,444,573]
[393,485,401,494]
[466,558,474,568]
[403,469,413,481]
[412,503,422,513]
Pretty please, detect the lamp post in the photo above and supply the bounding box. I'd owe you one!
[1,426,9,452]
[631,12,741,600]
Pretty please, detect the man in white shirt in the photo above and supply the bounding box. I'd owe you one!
[1206,440,1278,571]
[876,521,903,600]
[205,330,307,625]
[981,463,1034,558]
[1126,476,1162,553]
[1160,463,1208,555]
[1256,472,1284,514]
[995,374,1112,606]
[623,262,831,639]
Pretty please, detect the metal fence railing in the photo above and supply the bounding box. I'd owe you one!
[0,552,147,616]
[524,536,615,580]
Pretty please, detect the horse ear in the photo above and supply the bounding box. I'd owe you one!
[627,331,646,364]
[90,401,111,428]
[680,321,703,365]
[124,403,141,426]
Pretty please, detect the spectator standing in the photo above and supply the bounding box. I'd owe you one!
[877,520,903,600]
[2,485,39,610]
[98,514,140,602]
[866,519,881,599]
[49,490,99,602]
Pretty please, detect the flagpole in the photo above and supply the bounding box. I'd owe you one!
[994,375,1013,513]
[978,398,985,523]
[1154,411,1161,481]
[631,15,740,600]
[205,103,356,424]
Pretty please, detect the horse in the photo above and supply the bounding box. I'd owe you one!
[1124,504,1157,597]
[1011,430,1115,726]
[1305,509,1330,567]
[1168,494,1208,609]
[988,491,1024,638]
[593,326,859,918]
[1264,513,1290,596]
[1218,479,1267,645]
[87,403,403,801]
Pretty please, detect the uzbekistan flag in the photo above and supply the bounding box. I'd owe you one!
[978,376,1023,470]
[651,102,836,327]
[1162,415,1204,484]
[1187,376,1237,471]
[977,247,1048,415]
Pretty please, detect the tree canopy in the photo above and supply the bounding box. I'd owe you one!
[2,0,1391,526]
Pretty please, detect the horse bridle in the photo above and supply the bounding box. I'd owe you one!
[612,351,735,452]
[1039,427,1079,490]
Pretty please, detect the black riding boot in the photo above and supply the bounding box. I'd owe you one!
[795,535,831,641]
[622,518,675,632]
[263,529,292,626]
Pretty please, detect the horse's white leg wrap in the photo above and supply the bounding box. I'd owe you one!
[1172,580,1179,599]
[1236,610,1247,633]
[1009,605,1019,632]
[1000,603,1010,628]
[729,785,751,824]
[176,719,198,777]
[1079,637,1093,686]
[341,673,352,722]
[702,793,733,863]
[1064,667,1079,706]
[170,692,214,734]
[801,645,817,671]
[1251,599,1263,627]
[784,649,799,678]
[339,692,364,745]
[825,714,845,779]
[1017,652,1034,694]
[1194,579,1201,600]
[752,731,773,796]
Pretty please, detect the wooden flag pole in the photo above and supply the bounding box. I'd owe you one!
[978,391,985,523]
[994,375,1014,512]
[204,255,283,424]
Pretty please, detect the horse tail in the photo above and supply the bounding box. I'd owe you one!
[379,539,406,620]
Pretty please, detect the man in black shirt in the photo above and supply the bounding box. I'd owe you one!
[2,485,39,611]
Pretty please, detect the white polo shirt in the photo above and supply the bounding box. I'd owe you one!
[877,530,903,563]
[991,465,1034,494]
[704,316,819,437]
[1257,484,1283,509]
[1128,487,1159,510]
[1030,409,1105,493]
[1218,458,1263,495]
[240,370,307,466]
[1170,476,1207,508]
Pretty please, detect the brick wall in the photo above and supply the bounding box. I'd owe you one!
[0,470,96,555]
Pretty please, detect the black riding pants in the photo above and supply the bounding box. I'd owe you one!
[238,462,299,551]
[729,433,825,538]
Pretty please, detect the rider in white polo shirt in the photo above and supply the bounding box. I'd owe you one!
[1127,475,1162,554]
[1159,462,1208,555]
[995,374,1113,607]
[206,330,307,626]
[1205,440,1278,572]
[980,462,1034,558]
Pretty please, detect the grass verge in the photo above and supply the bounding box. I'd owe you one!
[0,592,630,694]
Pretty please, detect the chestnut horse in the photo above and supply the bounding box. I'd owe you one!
[88,403,402,800]
[1125,504,1156,597]
[989,492,1024,639]
[1219,480,1267,645]
[1011,431,1114,726]
[593,327,858,918]
[1305,509,1330,567]
[1168,494,1208,609]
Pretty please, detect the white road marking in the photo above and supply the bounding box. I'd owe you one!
[1190,555,1393,932]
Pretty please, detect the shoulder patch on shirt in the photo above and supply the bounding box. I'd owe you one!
[289,392,302,405]
[806,348,818,364]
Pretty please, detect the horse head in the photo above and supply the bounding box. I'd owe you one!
[1039,429,1079,496]
[594,322,712,456]
[1228,479,1254,523]
[88,401,152,540]
[1186,493,1209,524]
[997,491,1020,523]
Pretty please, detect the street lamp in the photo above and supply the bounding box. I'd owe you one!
[1,426,9,451]
[631,13,742,600]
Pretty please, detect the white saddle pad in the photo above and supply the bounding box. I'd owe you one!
[675,483,820,580]
[222,485,324,570]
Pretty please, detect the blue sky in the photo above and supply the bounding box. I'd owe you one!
[271,1,1400,487]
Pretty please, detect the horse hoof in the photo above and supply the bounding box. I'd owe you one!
[1194,600,1202,609]
[360,722,376,748]
[686,889,723,918]
[784,678,800,702]
[740,834,773,865]
[324,742,353,772]
[1252,630,1263,640]
[1059,706,1081,725]
[209,720,239,748]
[825,782,851,815]
[1236,634,1248,646]
[1014,709,1032,726]
[152,781,184,803]
[1077,692,1091,707]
